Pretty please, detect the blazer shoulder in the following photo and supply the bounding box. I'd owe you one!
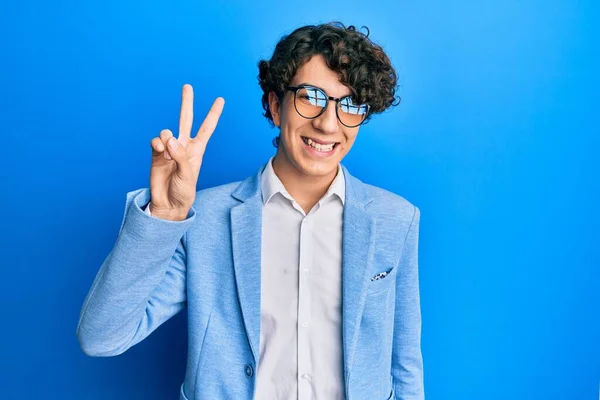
[194,180,243,208]
[362,182,419,220]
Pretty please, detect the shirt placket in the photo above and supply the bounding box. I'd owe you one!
[297,214,314,399]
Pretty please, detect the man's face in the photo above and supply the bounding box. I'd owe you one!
[268,54,361,178]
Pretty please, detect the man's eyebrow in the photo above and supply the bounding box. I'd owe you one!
[296,82,352,98]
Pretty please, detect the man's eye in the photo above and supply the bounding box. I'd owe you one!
[301,95,322,105]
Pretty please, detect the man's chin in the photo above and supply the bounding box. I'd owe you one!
[295,160,339,178]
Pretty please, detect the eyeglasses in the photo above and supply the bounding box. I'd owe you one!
[285,85,370,128]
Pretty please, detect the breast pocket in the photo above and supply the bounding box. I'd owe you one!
[366,266,396,295]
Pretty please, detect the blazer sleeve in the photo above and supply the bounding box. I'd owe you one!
[391,206,424,399]
[76,188,196,357]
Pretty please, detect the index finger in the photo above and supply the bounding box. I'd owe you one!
[194,97,225,145]
[178,84,194,143]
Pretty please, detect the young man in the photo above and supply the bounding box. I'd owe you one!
[77,22,424,400]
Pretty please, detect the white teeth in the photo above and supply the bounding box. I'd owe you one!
[305,137,334,151]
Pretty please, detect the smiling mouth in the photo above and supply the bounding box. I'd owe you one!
[301,136,340,151]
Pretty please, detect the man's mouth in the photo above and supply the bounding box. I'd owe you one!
[301,136,339,152]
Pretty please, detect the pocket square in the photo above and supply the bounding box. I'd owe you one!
[370,270,391,281]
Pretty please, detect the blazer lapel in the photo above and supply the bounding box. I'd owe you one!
[230,165,265,365]
[340,165,376,390]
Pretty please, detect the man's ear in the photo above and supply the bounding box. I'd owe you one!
[268,91,281,127]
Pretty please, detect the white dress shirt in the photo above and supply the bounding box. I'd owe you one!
[145,156,346,399]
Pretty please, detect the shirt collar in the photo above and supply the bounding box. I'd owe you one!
[260,155,345,206]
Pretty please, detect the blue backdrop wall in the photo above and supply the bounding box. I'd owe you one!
[1,0,598,399]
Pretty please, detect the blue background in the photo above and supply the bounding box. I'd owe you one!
[1,0,598,399]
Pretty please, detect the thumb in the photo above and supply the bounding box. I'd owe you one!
[166,137,193,179]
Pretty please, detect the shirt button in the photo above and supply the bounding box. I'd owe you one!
[301,321,309,327]
[303,268,310,275]
[301,373,310,380]
[245,365,254,378]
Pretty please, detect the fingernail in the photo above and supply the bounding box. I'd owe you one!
[164,150,172,160]
[168,137,179,149]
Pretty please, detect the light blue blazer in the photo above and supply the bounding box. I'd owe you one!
[76,161,424,400]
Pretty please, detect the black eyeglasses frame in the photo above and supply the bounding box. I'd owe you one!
[284,85,370,128]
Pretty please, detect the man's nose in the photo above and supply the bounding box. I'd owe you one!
[313,103,340,134]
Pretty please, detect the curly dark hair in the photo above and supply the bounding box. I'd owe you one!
[258,22,400,146]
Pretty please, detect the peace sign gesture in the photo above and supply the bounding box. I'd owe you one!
[148,84,225,220]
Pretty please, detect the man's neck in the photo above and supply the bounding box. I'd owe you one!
[272,150,337,213]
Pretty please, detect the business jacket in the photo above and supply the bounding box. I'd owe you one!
[76,160,424,400]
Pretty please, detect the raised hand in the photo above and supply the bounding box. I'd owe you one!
[148,84,225,220]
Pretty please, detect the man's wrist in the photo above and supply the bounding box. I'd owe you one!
[148,204,190,221]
